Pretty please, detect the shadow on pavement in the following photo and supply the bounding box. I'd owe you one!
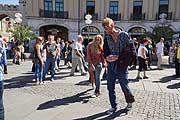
[4,74,36,89]
[74,108,128,120]
[167,82,180,89]
[153,75,174,83]
[75,80,91,86]
[37,89,93,110]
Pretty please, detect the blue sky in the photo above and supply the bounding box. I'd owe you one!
[0,0,19,5]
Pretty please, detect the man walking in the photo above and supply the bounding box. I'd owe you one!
[156,37,164,70]
[102,17,135,114]
[70,35,87,76]
[43,35,60,81]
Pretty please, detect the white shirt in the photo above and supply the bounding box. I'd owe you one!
[72,41,83,59]
[138,44,148,58]
[156,42,164,55]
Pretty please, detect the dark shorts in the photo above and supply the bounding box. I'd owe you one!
[138,56,147,71]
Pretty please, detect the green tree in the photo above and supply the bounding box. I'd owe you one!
[144,24,176,43]
[8,25,37,42]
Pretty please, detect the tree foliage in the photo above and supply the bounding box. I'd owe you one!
[144,24,177,43]
[8,25,37,42]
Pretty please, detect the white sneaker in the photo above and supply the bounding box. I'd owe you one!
[106,107,117,114]
[50,78,54,81]
[91,93,96,98]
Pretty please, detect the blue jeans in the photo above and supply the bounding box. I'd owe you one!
[43,57,56,80]
[107,63,134,108]
[0,81,4,120]
[34,62,43,81]
[94,62,103,93]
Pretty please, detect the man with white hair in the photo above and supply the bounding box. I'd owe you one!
[156,37,165,70]
[70,35,87,76]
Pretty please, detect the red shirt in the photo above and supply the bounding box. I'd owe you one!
[87,44,105,66]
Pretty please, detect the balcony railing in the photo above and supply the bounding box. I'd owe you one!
[39,9,69,19]
[107,13,121,21]
[156,12,172,20]
[130,13,145,21]
[84,13,98,20]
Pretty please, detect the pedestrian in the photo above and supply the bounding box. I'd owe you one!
[33,36,44,85]
[156,37,165,70]
[43,35,60,81]
[86,34,106,97]
[0,37,5,120]
[146,39,153,69]
[62,41,72,68]
[102,17,135,114]
[136,38,149,79]
[0,37,7,74]
[175,39,180,78]
[169,42,177,66]
[129,38,138,70]
[70,35,87,76]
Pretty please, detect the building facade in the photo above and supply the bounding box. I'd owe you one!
[1,0,180,42]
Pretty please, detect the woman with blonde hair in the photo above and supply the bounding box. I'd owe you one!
[87,34,106,97]
[33,36,44,84]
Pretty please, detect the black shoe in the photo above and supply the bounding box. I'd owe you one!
[136,76,142,79]
[143,76,149,79]
[81,73,87,76]
[4,71,8,74]
[126,103,133,111]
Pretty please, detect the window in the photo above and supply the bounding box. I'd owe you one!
[44,0,52,11]
[160,0,169,5]
[56,0,64,12]
[159,0,169,14]
[109,1,118,14]
[133,1,143,20]
[86,1,95,15]
[109,1,119,20]
[44,0,53,17]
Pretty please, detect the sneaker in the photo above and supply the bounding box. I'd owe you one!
[143,76,149,79]
[4,71,8,74]
[126,103,132,111]
[106,107,117,114]
[50,78,54,81]
[91,94,96,98]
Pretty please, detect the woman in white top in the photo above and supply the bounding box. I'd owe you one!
[136,38,149,79]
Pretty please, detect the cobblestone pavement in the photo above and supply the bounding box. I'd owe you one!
[3,60,180,120]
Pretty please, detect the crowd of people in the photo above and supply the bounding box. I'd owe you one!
[1,17,180,118]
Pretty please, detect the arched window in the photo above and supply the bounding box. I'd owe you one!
[81,26,100,46]
[128,27,146,35]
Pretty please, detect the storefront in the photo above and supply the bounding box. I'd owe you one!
[81,26,100,47]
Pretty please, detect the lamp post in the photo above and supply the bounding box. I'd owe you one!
[19,0,26,25]
[159,13,167,37]
[85,14,92,44]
